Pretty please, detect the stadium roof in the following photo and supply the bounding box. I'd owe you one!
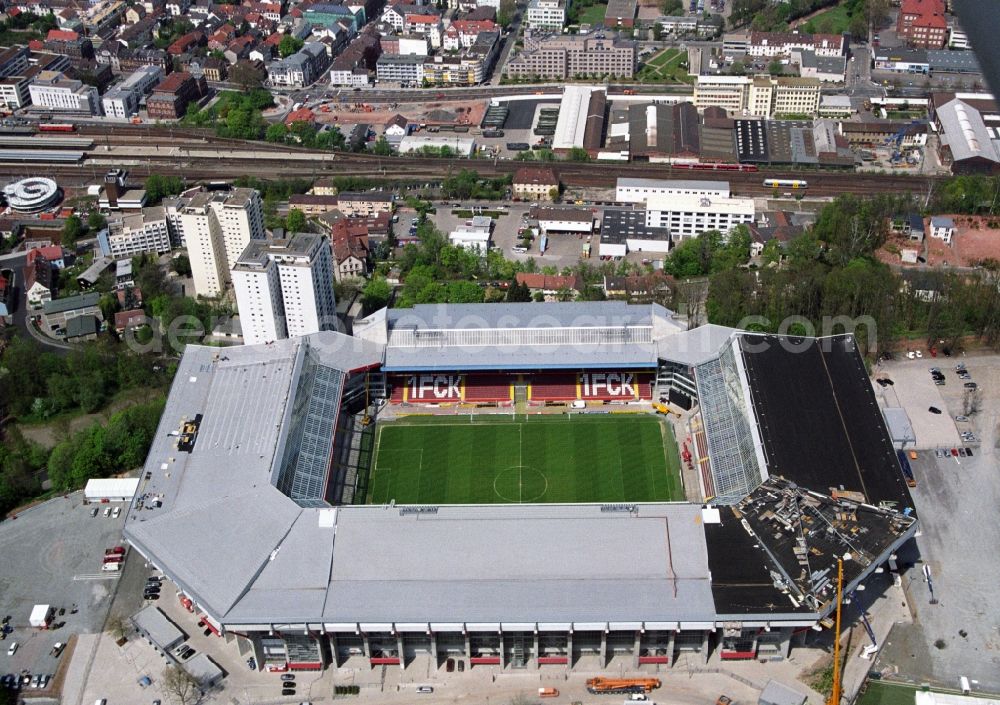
[126,307,918,632]
[357,302,687,371]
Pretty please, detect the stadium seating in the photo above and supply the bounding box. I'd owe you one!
[463,375,514,403]
[389,378,406,403]
[529,374,579,401]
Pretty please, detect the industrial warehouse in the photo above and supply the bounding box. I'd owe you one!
[124,302,918,673]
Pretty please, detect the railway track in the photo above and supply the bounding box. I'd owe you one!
[0,127,943,197]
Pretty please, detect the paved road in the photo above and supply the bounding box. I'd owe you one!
[1,251,73,352]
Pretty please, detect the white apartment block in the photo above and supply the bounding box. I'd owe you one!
[616,178,730,203]
[694,75,821,117]
[104,206,171,258]
[101,65,163,119]
[28,71,101,114]
[643,194,755,240]
[232,233,337,345]
[526,0,566,29]
[182,188,265,298]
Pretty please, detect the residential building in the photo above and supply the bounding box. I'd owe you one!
[146,71,207,120]
[376,53,425,85]
[27,70,101,114]
[930,216,955,243]
[333,192,394,217]
[100,64,163,118]
[232,233,337,345]
[897,0,947,49]
[643,193,754,239]
[329,30,381,87]
[267,42,328,88]
[525,0,565,30]
[515,272,582,300]
[442,19,498,50]
[101,207,171,258]
[27,245,66,269]
[504,35,637,80]
[302,3,365,33]
[182,188,266,297]
[380,35,430,57]
[404,13,444,48]
[24,256,55,307]
[289,194,341,215]
[616,178,729,203]
[513,166,559,201]
[330,221,370,282]
[422,32,498,85]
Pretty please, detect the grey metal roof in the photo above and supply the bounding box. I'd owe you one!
[937,98,1000,164]
[42,292,100,314]
[657,324,738,366]
[927,49,980,73]
[385,302,654,332]
[616,178,729,193]
[132,606,185,649]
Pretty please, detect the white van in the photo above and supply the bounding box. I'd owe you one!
[6,642,17,656]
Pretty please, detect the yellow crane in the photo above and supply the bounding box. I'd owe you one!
[828,558,844,705]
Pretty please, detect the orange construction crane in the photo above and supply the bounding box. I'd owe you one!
[586,678,661,695]
[828,559,844,705]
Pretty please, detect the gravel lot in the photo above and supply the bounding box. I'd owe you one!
[874,353,1000,693]
[0,491,127,687]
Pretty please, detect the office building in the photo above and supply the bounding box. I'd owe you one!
[505,34,636,80]
[693,75,820,117]
[28,71,101,114]
[616,178,730,203]
[643,193,754,239]
[232,233,337,345]
[525,0,566,29]
[101,65,163,119]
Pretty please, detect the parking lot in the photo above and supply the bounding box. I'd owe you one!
[872,353,1000,693]
[0,490,128,694]
[874,358,965,448]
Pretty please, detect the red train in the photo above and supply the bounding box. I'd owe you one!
[38,123,76,132]
[672,162,758,172]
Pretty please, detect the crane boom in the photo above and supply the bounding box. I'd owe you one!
[828,559,844,705]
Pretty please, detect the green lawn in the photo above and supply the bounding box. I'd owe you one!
[578,2,608,25]
[856,682,917,705]
[368,414,683,505]
[803,2,854,35]
[637,48,693,84]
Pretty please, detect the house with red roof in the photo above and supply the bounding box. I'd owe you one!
[442,19,497,50]
[27,245,66,269]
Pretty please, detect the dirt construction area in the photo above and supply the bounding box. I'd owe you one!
[314,97,488,131]
[871,352,1000,693]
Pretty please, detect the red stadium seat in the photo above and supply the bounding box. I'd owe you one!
[464,375,513,403]
[529,374,578,401]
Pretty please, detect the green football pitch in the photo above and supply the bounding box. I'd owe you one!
[367,415,684,505]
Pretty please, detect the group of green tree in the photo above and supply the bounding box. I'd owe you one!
[182,89,273,140]
[441,170,511,200]
[667,190,1000,357]
[0,10,56,45]
[265,121,346,151]
[730,0,889,35]
[0,337,175,516]
[145,174,186,204]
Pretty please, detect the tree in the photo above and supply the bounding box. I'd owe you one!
[265,122,288,143]
[362,275,392,313]
[105,614,130,642]
[373,136,392,155]
[497,0,516,26]
[548,187,560,202]
[661,0,684,14]
[163,665,200,705]
[566,147,590,162]
[145,174,185,204]
[767,59,783,75]
[731,60,746,75]
[506,280,532,302]
[229,61,266,91]
[285,208,306,232]
[278,34,304,58]
[849,11,868,40]
[171,254,192,277]
[87,210,107,231]
[61,214,84,247]
[652,22,663,41]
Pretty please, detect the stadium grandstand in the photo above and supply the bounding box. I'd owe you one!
[124,302,918,674]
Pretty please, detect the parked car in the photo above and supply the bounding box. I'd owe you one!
[951,448,959,456]
[958,448,967,457]
[282,689,297,696]
[90,507,99,517]
[964,382,978,389]
[281,674,296,682]
[143,593,159,601]
[955,415,969,422]
[966,447,974,456]
[7,642,17,656]
[103,507,111,518]
[417,686,434,693]
[112,507,121,518]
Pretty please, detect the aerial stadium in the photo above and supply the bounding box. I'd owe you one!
[124,302,918,673]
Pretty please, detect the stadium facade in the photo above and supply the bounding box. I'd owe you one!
[124,302,918,673]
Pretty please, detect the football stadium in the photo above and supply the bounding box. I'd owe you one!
[124,302,918,673]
